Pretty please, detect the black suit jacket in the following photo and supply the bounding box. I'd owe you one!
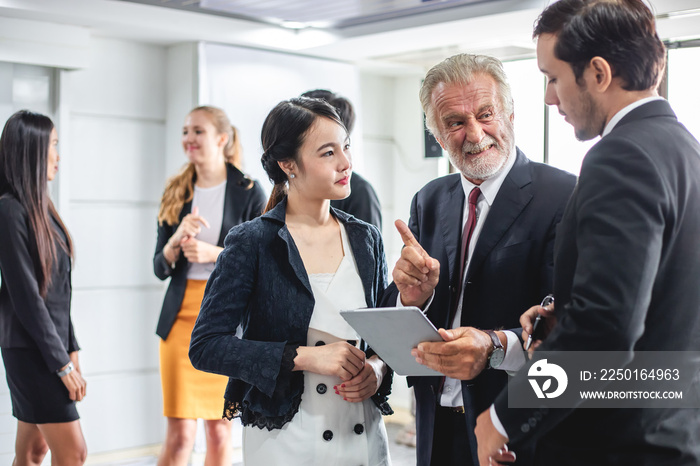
[382,149,576,465]
[153,163,266,340]
[0,194,79,373]
[495,100,700,465]
[331,172,382,230]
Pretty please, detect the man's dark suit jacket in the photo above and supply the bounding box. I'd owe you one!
[494,100,700,465]
[331,172,382,230]
[0,195,79,372]
[153,163,266,340]
[381,148,577,465]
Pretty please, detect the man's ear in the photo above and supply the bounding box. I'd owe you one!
[435,135,447,151]
[588,57,613,92]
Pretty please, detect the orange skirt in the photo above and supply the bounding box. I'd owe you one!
[160,279,228,419]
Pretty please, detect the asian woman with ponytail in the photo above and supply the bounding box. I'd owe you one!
[190,98,393,465]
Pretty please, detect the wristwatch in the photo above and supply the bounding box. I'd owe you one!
[56,361,75,378]
[485,330,505,369]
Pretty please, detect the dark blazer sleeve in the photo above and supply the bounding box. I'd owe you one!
[153,218,176,281]
[189,224,289,398]
[0,198,72,372]
[494,136,669,445]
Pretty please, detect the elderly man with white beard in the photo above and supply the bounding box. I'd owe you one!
[380,53,577,466]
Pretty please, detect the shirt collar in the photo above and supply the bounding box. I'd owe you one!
[602,96,664,137]
[459,145,517,207]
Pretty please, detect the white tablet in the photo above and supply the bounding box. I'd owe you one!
[339,306,444,376]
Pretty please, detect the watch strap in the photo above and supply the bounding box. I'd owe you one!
[56,361,74,377]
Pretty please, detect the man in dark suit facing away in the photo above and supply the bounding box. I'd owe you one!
[476,1,700,465]
[381,53,577,465]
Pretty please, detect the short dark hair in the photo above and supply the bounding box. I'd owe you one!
[533,0,666,91]
[260,97,344,212]
[301,89,356,133]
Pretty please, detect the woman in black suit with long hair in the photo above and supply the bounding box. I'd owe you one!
[0,110,87,465]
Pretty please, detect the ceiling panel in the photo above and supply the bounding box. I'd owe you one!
[118,0,508,28]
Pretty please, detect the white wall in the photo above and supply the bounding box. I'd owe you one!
[59,37,168,455]
[199,43,363,196]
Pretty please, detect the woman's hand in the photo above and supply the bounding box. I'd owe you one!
[60,352,86,402]
[170,206,210,247]
[336,355,385,402]
[181,237,223,263]
[294,342,366,381]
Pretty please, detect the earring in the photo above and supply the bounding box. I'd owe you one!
[289,173,296,179]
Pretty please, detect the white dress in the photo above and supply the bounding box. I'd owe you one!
[243,224,391,466]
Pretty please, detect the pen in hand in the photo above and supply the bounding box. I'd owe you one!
[525,294,554,351]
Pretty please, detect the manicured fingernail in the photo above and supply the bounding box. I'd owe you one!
[344,397,347,401]
[341,384,345,388]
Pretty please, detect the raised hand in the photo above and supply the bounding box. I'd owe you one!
[392,219,440,308]
[170,206,210,247]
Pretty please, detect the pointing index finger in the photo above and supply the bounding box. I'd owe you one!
[395,219,422,249]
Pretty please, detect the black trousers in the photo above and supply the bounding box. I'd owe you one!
[430,405,476,466]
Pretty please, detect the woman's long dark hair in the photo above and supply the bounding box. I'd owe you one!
[0,110,73,297]
[260,97,345,213]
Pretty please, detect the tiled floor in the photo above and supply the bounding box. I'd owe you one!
[105,421,416,466]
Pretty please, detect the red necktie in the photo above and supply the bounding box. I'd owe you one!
[440,186,481,395]
[450,186,481,326]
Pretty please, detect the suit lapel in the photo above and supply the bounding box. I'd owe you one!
[277,226,313,296]
[466,149,533,279]
[440,176,465,285]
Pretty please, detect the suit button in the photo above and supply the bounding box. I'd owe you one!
[354,423,364,435]
[450,285,456,293]
[323,430,333,441]
[521,423,531,433]
[315,340,326,346]
[528,417,537,427]
[316,383,327,394]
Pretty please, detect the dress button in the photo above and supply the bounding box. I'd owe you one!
[323,430,333,441]
[354,423,364,435]
[316,383,327,394]
[315,340,325,346]
[521,423,531,433]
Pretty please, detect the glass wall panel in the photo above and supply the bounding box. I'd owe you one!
[503,58,546,163]
[668,47,700,141]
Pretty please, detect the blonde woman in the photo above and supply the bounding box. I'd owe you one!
[153,106,266,465]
